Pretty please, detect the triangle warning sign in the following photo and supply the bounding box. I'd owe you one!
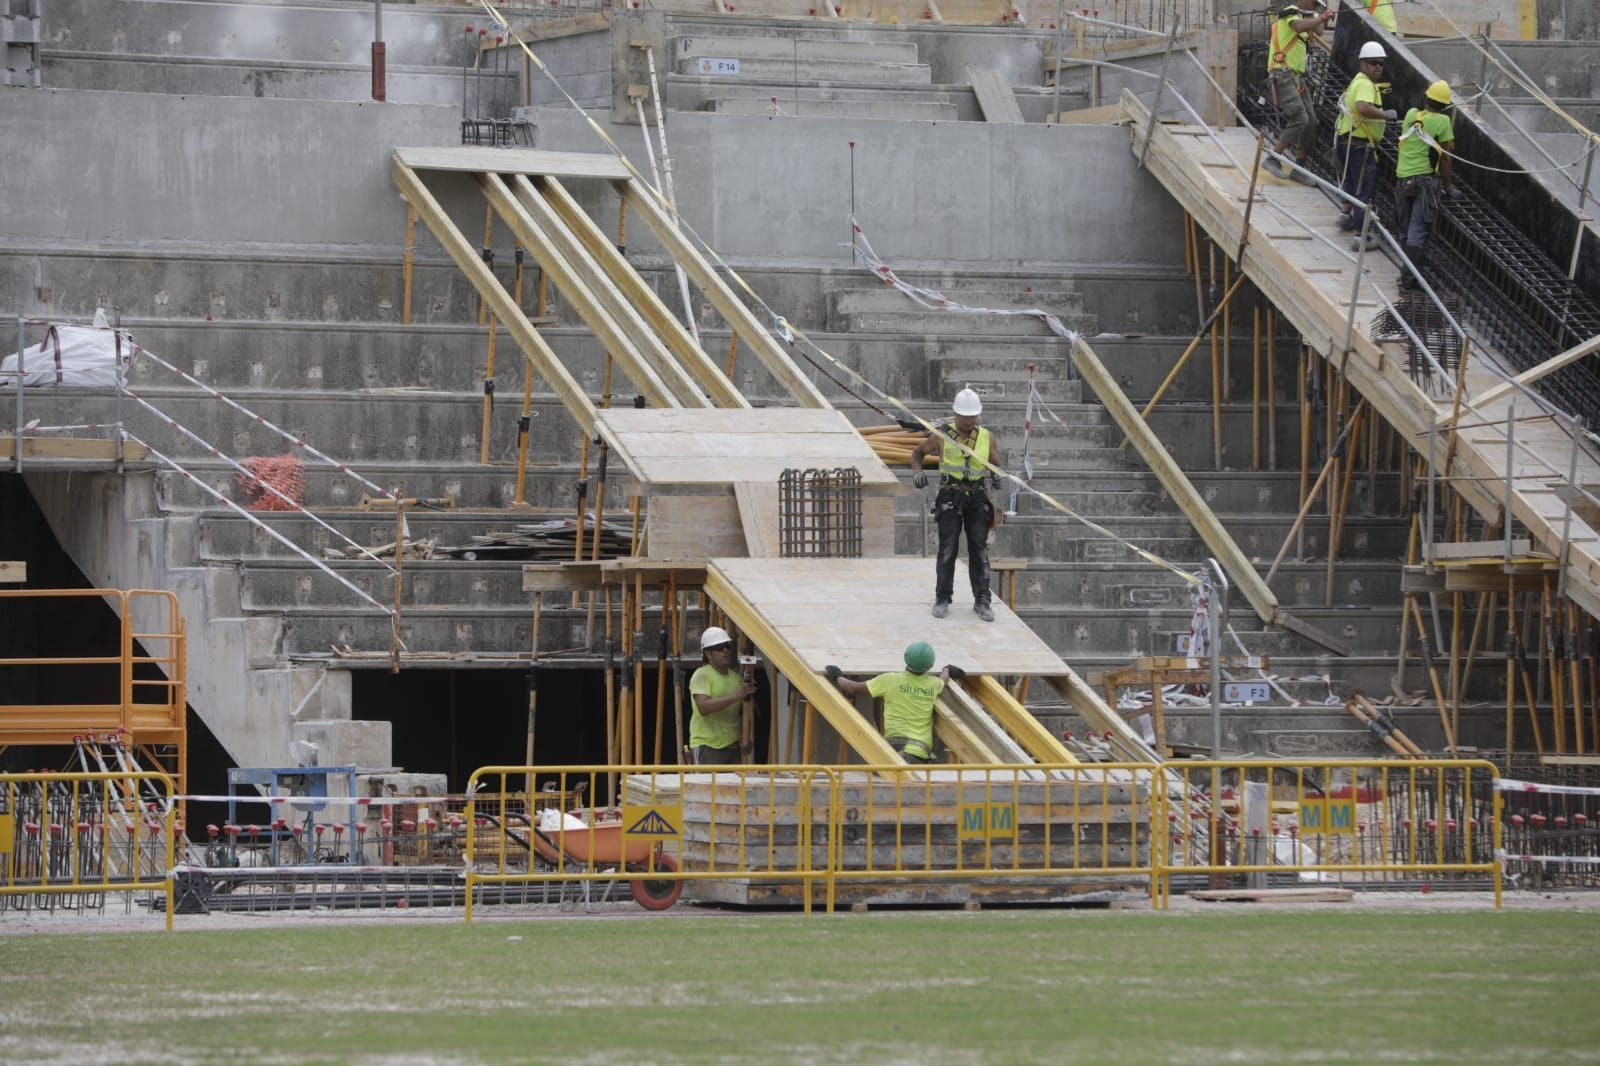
[625,807,680,837]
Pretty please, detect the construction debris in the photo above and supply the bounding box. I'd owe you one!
[437,518,634,561]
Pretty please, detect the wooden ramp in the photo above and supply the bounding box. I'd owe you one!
[705,557,1156,765]
[1122,91,1600,621]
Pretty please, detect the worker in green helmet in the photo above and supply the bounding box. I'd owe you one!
[823,642,963,765]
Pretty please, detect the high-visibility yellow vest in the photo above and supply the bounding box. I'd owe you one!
[939,425,991,481]
[1268,16,1308,74]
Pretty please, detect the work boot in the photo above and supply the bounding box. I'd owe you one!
[1398,273,1421,292]
[974,601,995,623]
[1262,155,1290,180]
[1290,160,1318,187]
[1349,231,1378,251]
[931,601,949,619]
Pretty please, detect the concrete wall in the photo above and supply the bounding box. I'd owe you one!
[0,89,459,251]
[532,106,1186,269]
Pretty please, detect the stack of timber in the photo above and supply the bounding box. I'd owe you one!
[857,424,926,466]
[438,518,633,560]
[632,771,1150,906]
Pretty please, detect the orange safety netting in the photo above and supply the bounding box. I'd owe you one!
[235,455,306,511]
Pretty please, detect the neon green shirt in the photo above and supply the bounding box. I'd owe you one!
[1396,108,1454,178]
[1268,16,1309,74]
[689,664,742,750]
[866,670,944,760]
[1337,72,1385,144]
[1366,0,1398,33]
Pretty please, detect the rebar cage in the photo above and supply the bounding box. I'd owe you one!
[778,467,863,559]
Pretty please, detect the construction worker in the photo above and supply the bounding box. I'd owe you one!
[910,387,1002,622]
[824,642,962,765]
[1262,0,1336,186]
[1335,42,1397,240]
[1393,80,1460,291]
[688,626,752,766]
[1365,0,1398,35]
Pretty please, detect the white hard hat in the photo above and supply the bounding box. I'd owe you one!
[699,626,733,651]
[952,388,983,417]
[1358,41,1387,61]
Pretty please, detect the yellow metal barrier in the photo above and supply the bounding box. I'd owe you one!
[463,765,839,918]
[1156,760,1502,907]
[0,770,177,929]
[827,763,1159,906]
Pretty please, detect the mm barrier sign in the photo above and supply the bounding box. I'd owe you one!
[958,802,1017,840]
[623,804,683,844]
[1298,797,1356,835]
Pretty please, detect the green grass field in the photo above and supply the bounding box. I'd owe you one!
[3,908,1597,1063]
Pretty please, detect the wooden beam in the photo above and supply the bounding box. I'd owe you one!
[703,565,905,766]
[539,176,749,409]
[1454,333,1600,419]
[1071,335,1280,627]
[480,172,686,409]
[965,674,1078,764]
[1042,674,1159,762]
[394,146,630,179]
[392,159,598,436]
[507,174,713,407]
[0,437,149,461]
[0,561,24,583]
[613,178,831,410]
[933,699,1003,763]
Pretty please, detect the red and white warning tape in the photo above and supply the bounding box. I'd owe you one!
[120,386,396,572]
[1495,778,1600,798]
[131,342,399,504]
[122,431,397,619]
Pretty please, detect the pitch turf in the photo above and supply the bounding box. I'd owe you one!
[3,908,1596,1063]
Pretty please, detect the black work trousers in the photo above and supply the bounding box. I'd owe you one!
[934,484,992,606]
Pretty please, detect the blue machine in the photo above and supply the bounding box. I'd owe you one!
[225,766,359,865]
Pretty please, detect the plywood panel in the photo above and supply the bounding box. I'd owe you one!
[707,557,1064,676]
[394,147,630,179]
[648,495,747,558]
[595,408,899,488]
[734,482,781,558]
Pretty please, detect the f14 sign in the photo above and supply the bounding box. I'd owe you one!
[696,57,741,75]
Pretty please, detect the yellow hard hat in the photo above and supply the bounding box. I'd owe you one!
[1425,80,1452,106]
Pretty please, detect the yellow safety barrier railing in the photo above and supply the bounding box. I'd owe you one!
[827,763,1160,906]
[0,770,177,929]
[463,765,839,918]
[1156,760,1502,908]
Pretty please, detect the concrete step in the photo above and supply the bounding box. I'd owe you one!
[673,34,924,66]
[43,0,478,69]
[894,514,1407,563]
[665,75,972,119]
[830,286,1085,318]
[673,54,933,85]
[835,307,1099,336]
[705,95,958,121]
[42,51,508,106]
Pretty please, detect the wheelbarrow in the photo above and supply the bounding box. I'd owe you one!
[480,808,682,911]
[532,815,682,911]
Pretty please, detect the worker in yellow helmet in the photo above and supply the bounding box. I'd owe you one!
[824,643,962,764]
[688,626,753,766]
[1262,0,1336,186]
[910,387,1003,622]
[1335,42,1397,239]
[1393,80,1461,291]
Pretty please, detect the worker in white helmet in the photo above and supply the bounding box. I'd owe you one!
[688,626,752,766]
[1334,41,1397,241]
[909,387,1003,622]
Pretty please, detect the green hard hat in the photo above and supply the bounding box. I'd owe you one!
[904,641,936,675]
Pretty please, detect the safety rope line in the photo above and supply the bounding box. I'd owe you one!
[120,386,397,573]
[131,340,401,504]
[1398,119,1591,176]
[122,431,400,622]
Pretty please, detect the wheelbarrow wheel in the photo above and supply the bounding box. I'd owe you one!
[629,851,682,911]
